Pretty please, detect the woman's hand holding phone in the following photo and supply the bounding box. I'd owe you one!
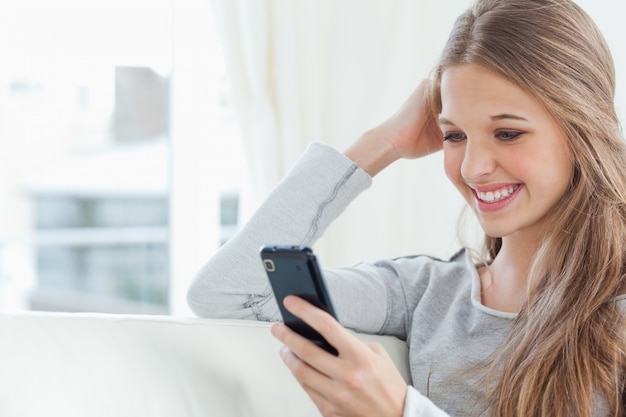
[271,295,408,417]
[260,245,338,355]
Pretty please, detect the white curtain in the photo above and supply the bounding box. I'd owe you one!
[211,0,472,266]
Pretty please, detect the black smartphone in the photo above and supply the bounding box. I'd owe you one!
[260,244,338,355]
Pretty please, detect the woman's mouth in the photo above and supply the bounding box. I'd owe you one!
[476,184,521,203]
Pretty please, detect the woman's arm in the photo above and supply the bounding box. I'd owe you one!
[187,79,442,324]
[186,143,372,320]
[344,79,442,176]
[267,80,449,417]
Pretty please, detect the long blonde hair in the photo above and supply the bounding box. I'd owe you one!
[430,0,626,415]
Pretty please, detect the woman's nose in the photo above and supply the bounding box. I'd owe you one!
[460,138,496,181]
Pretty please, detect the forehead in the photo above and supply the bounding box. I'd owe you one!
[439,64,546,120]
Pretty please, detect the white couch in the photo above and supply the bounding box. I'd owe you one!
[0,312,410,417]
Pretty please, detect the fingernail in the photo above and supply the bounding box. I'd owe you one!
[280,345,289,359]
[283,295,295,308]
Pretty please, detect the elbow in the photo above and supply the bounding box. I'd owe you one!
[185,263,232,318]
[185,275,276,320]
[186,279,209,318]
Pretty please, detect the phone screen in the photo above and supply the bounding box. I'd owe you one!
[260,245,338,355]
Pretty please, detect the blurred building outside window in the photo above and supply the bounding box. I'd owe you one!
[0,0,243,314]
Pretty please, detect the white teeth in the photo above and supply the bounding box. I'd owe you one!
[477,185,519,203]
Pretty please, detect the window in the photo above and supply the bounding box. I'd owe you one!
[0,0,243,314]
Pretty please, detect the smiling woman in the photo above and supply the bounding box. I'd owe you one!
[188,0,626,416]
[439,64,573,242]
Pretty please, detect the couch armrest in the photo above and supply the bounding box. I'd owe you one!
[0,312,409,417]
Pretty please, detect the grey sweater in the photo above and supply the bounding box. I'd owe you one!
[187,142,620,416]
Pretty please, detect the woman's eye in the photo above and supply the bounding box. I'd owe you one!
[496,130,523,141]
[443,132,466,142]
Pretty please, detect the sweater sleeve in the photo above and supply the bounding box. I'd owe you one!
[404,387,451,417]
[186,142,372,320]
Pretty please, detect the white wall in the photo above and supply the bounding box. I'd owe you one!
[577,1,626,121]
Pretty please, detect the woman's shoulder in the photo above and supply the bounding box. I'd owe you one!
[384,247,472,270]
[365,248,475,288]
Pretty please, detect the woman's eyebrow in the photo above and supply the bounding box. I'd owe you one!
[491,113,529,122]
[438,114,529,125]
[438,117,454,126]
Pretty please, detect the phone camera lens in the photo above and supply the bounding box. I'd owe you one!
[263,259,276,272]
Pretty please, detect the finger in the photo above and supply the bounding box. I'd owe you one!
[271,321,337,376]
[283,350,347,417]
[301,383,338,417]
[282,295,363,359]
[367,341,387,355]
[278,344,333,393]
[276,334,349,408]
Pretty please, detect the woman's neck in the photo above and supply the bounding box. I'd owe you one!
[479,236,539,313]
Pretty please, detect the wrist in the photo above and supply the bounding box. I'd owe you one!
[344,129,400,177]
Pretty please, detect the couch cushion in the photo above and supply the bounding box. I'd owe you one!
[0,312,409,417]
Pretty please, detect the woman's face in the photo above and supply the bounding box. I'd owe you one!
[439,64,573,240]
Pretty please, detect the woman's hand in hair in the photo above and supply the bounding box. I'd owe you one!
[271,295,407,417]
[344,79,443,177]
